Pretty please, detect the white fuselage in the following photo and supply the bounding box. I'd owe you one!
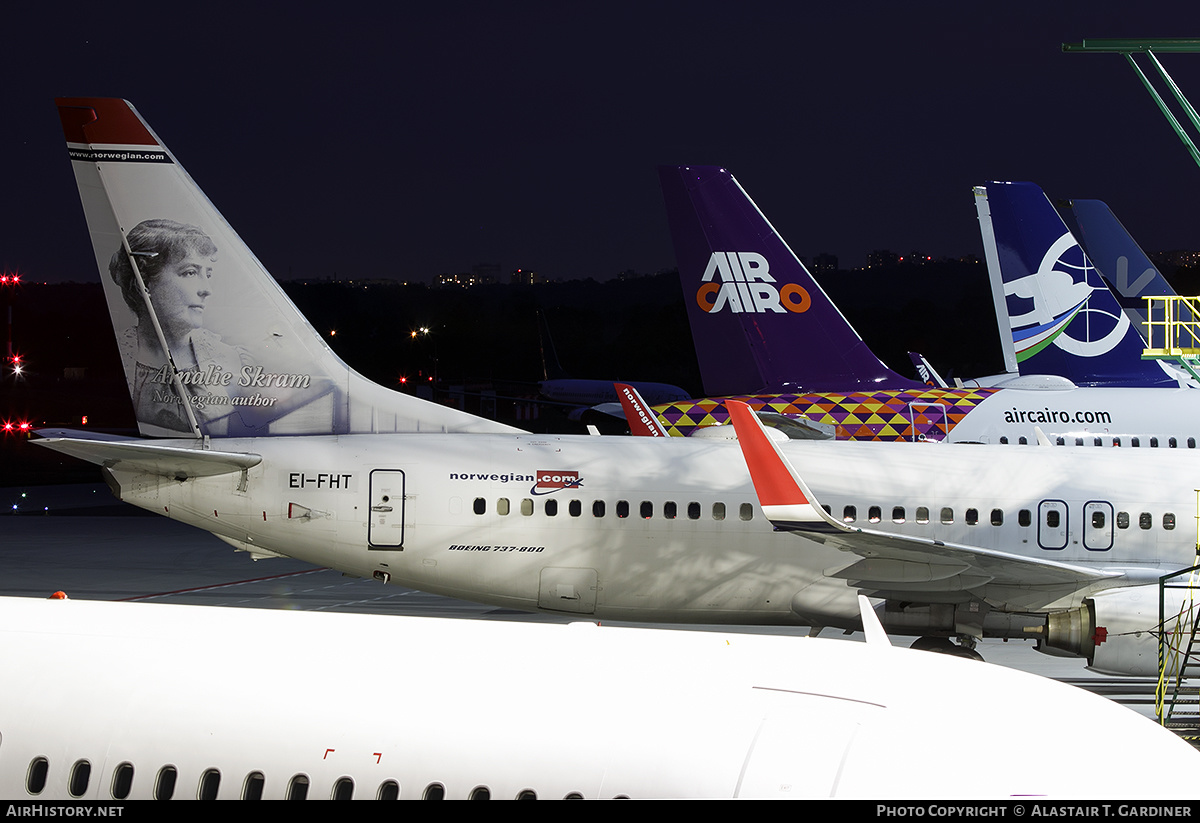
[3,597,1197,800]
[938,386,1200,445]
[107,433,1198,628]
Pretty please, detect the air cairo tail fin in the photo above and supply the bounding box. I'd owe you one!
[56,98,517,438]
[974,181,1183,388]
[658,166,919,397]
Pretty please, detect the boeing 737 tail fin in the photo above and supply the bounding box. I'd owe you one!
[1060,199,1189,341]
[974,181,1183,388]
[614,383,669,436]
[57,98,517,438]
[658,166,919,396]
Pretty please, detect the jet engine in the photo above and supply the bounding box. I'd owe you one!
[1042,586,1200,677]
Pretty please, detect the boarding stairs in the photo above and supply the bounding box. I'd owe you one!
[1142,296,1200,382]
[1155,498,1200,743]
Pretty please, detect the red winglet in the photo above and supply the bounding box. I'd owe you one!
[726,401,806,507]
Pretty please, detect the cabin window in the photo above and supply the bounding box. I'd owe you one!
[497,498,510,516]
[1093,437,1102,447]
[688,502,701,520]
[616,500,629,519]
[868,506,881,523]
[569,499,582,517]
[1132,437,1140,447]
[517,789,538,799]
[1018,509,1031,527]
[966,508,979,526]
[916,506,929,524]
[640,501,653,519]
[712,502,726,521]
[940,507,954,525]
[1113,438,1121,447]
[843,505,857,523]
[332,777,354,800]
[991,509,1003,526]
[424,783,446,800]
[243,771,265,801]
[111,762,134,800]
[1091,510,1106,529]
[1117,511,1130,529]
[1075,437,1084,447]
[155,766,178,800]
[740,503,754,521]
[1164,513,1177,530]
[1139,512,1152,530]
[469,786,491,799]
[664,501,677,520]
[1056,437,1065,446]
[520,499,533,516]
[1190,438,1196,449]
[592,500,605,518]
[26,757,48,795]
[892,506,905,523]
[473,497,486,515]
[565,792,585,799]
[198,768,221,800]
[69,760,90,798]
[287,774,309,800]
[545,499,558,516]
[999,436,1008,444]
[1046,510,1060,529]
[1018,436,1028,445]
[1170,437,1178,448]
[1151,437,1159,448]
[378,780,400,800]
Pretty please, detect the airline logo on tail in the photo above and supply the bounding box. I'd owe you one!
[696,252,810,314]
[1005,232,1131,361]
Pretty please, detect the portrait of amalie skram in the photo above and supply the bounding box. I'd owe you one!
[111,218,331,436]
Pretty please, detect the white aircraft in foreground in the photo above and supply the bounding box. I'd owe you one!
[39,98,1200,674]
[2,595,1196,800]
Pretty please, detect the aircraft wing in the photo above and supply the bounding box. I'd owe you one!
[34,429,261,480]
[725,402,1120,597]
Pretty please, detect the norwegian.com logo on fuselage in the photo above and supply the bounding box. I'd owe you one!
[695,251,810,314]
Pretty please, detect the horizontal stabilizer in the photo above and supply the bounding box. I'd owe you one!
[33,429,260,480]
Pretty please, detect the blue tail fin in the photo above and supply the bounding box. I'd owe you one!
[974,181,1183,388]
[1060,199,1187,340]
[658,166,919,396]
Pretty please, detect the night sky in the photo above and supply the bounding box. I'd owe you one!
[3,3,1198,285]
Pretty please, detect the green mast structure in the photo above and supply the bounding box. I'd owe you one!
[1063,38,1200,170]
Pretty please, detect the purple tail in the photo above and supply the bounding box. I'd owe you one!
[658,166,919,396]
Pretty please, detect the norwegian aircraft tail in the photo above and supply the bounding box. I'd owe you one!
[1060,199,1189,341]
[974,181,1184,388]
[56,98,516,438]
[658,166,919,396]
[614,383,669,436]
